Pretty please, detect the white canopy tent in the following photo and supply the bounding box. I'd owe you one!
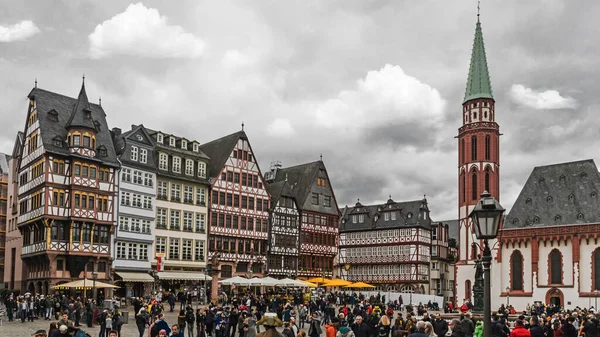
[277,278,307,287]
[218,276,249,286]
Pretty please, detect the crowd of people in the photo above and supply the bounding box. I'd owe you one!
[2,289,600,337]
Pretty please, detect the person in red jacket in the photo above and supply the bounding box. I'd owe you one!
[326,317,340,337]
[510,320,532,337]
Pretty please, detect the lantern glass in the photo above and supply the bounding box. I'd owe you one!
[469,191,505,240]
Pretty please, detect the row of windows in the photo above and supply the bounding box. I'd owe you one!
[302,213,337,227]
[116,242,149,261]
[118,216,151,234]
[129,146,148,164]
[53,160,110,181]
[460,135,494,164]
[272,214,298,228]
[155,237,205,261]
[300,232,336,246]
[158,153,206,178]
[210,213,267,232]
[348,264,412,276]
[345,228,414,240]
[156,208,206,232]
[19,191,44,214]
[67,131,96,150]
[52,223,110,244]
[310,193,332,207]
[121,192,153,210]
[27,131,39,155]
[460,167,493,202]
[298,256,333,270]
[122,168,153,187]
[211,191,268,210]
[346,245,413,258]
[158,181,206,205]
[156,134,201,153]
[209,237,267,255]
[221,171,262,188]
[231,149,253,162]
[74,192,109,212]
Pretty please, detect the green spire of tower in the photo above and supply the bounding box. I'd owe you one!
[463,17,493,103]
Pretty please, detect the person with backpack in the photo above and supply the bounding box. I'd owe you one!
[185,307,196,337]
[113,310,124,337]
[97,309,108,337]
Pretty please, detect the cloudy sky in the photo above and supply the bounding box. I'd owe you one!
[1,0,599,221]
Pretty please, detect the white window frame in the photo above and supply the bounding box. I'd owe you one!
[172,156,181,173]
[169,238,180,259]
[156,208,167,227]
[185,159,194,176]
[195,240,205,261]
[193,143,199,152]
[170,210,181,230]
[195,213,205,232]
[158,153,168,170]
[197,162,206,178]
[156,133,163,144]
[155,237,166,254]
[121,168,131,182]
[183,211,193,231]
[158,181,168,198]
[116,242,127,259]
[140,244,149,261]
[358,214,365,223]
[130,146,138,161]
[384,212,390,221]
[182,239,193,260]
[184,185,193,203]
[181,140,187,150]
[139,148,147,164]
[196,187,205,205]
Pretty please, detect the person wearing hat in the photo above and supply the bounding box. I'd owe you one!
[256,313,284,337]
[32,329,47,337]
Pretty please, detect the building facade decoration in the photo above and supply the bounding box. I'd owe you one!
[200,130,270,282]
[111,125,157,297]
[265,160,340,279]
[339,197,431,292]
[265,165,300,278]
[147,128,210,287]
[429,222,456,303]
[15,82,120,294]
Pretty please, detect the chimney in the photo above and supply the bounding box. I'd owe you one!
[111,127,122,136]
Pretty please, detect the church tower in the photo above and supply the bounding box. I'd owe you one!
[455,13,501,304]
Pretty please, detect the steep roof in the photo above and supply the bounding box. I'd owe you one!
[28,87,119,167]
[340,197,431,232]
[266,180,296,208]
[439,219,459,241]
[199,131,244,178]
[504,159,600,229]
[463,19,493,103]
[0,152,9,174]
[66,82,97,130]
[270,161,322,206]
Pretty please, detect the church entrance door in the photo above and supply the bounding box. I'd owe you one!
[545,288,564,307]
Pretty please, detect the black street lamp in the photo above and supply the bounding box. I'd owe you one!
[469,191,505,337]
[92,270,99,307]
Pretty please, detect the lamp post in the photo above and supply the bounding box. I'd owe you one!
[92,270,99,307]
[506,286,510,307]
[469,191,505,337]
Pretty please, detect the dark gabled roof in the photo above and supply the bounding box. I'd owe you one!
[28,86,119,167]
[66,82,97,130]
[199,131,244,177]
[504,159,600,229]
[270,161,321,206]
[144,128,210,160]
[266,180,297,209]
[340,197,431,232]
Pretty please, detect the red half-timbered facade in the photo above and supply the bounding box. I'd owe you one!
[339,198,431,292]
[200,130,270,279]
[16,82,120,294]
[265,160,340,279]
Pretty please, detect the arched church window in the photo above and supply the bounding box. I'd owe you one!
[471,136,477,161]
[594,248,600,291]
[461,139,466,163]
[460,171,466,203]
[484,111,488,118]
[465,280,472,301]
[485,135,490,160]
[471,170,478,200]
[485,167,490,192]
[511,250,523,291]
[549,249,562,284]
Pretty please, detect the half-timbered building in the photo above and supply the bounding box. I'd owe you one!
[111,125,157,296]
[147,128,210,287]
[265,169,300,278]
[0,153,9,285]
[200,130,270,281]
[16,82,120,294]
[339,197,431,293]
[265,160,340,279]
[429,222,456,303]
[3,133,24,290]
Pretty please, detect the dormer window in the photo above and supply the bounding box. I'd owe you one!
[98,147,107,156]
[352,215,357,223]
[156,133,163,144]
[407,212,413,219]
[53,137,62,147]
[169,137,176,147]
[358,214,365,223]
[384,212,390,221]
[193,143,199,152]
[181,140,187,150]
